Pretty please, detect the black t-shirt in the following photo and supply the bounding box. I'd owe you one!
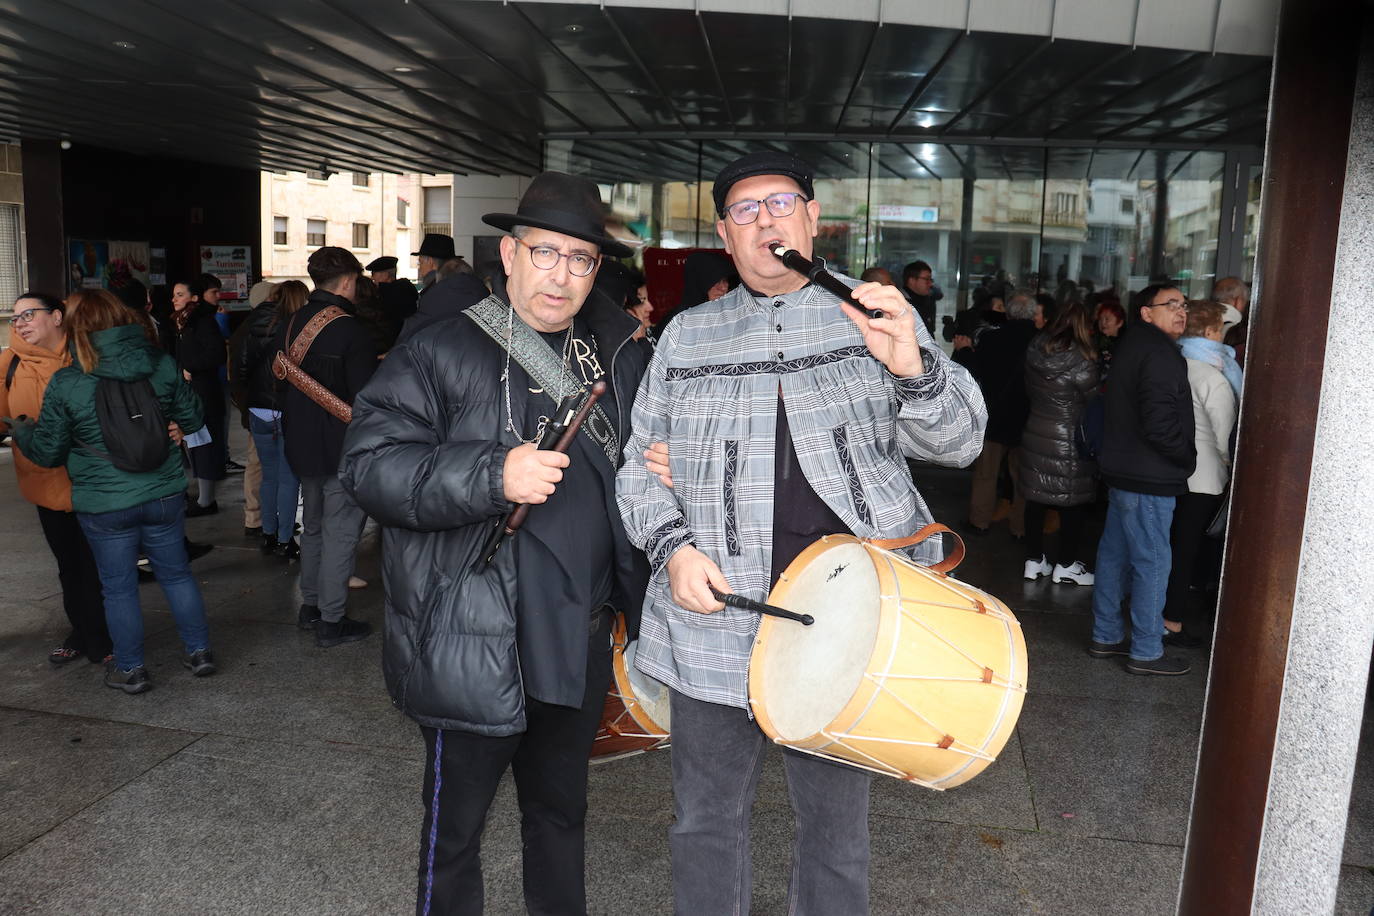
[771,393,852,586]
[509,316,618,704]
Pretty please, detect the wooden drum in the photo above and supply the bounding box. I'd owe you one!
[591,612,672,761]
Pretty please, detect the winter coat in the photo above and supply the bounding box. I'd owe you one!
[378,278,419,322]
[396,272,489,346]
[1098,322,1196,496]
[339,290,650,735]
[234,302,283,412]
[954,318,1037,446]
[1019,339,1099,506]
[13,324,205,515]
[272,289,377,479]
[0,336,76,511]
[1184,359,1237,496]
[173,302,226,426]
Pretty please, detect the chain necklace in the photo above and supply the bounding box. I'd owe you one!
[502,303,576,445]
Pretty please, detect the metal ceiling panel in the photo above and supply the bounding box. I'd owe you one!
[967,0,1055,37]
[1134,0,1224,54]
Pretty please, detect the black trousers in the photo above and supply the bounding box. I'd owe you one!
[36,505,112,659]
[416,609,613,916]
[1023,501,1090,567]
[1164,491,1224,629]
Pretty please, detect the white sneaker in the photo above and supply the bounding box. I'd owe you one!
[1023,556,1052,580]
[1052,561,1095,586]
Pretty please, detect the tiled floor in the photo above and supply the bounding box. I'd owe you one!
[0,438,1368,915]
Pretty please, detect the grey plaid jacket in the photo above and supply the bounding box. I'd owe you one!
[615,278,987,708]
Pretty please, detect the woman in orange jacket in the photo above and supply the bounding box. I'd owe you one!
[0,292,112,664]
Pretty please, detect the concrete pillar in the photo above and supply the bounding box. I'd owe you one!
[1178,2,1369,912]
[20,139,63,295]
[449,174,532,265]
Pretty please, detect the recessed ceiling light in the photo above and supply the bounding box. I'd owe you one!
[564,24,583,33]
[393,66,415,73]
[112,40,137,50]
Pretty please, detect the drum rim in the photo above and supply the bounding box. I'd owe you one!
[611,611,670,738]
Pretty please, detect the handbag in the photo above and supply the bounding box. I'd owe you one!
[1205,486,1231,539]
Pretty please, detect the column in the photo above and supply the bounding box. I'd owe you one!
[1178,2,1369,913]
[20,139,63,295]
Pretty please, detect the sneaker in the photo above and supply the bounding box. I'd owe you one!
[1052,561,1095,586]
[298,603,321,630]
[48,645,83,665]
[316,616,372,648]
[274,538,301,561]
[104,662,152,694]
[225,459,246,473]
[1023,555,1052,580]
[1087,639,1131,658]
[1127,655,1191,676]
[183,648,217,677]
[185,501,219,518]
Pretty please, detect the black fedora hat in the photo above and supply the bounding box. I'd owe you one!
[483,172,632,259]
[412,234,456,259]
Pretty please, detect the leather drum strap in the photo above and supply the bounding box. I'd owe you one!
[867,522,966,573]
[289,306,348,362]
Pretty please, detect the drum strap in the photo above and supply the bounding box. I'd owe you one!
[867,522,965,573]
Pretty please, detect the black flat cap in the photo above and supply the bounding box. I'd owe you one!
[483,171,632,258]
[366,255,398,272]
[712,150,815,216]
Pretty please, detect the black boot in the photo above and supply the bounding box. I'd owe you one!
[274,537,300,561]
[316,616,372,648]
[260,533,277,556]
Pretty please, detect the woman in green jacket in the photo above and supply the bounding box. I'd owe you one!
[11,290,217,694]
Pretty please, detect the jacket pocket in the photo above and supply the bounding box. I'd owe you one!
[723,438,741,556]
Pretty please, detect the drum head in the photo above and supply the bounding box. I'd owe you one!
[755,540,881,741]
[624,639,672,731]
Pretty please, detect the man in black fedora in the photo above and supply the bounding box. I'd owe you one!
[366,254,419,322]
[412,232,456,294]
[340,171,650,915]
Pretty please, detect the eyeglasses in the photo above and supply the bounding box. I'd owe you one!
[1150,300,1189,314]
[12,307,55,325]
[513,237,599,278]
[721,192,808,226]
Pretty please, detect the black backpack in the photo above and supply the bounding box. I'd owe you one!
[79,377,170,473]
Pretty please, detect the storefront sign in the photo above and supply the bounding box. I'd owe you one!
[199,245,253,309]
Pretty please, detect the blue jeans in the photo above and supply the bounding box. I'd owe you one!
[668,689,872,915]
[1091,488,1176,661]
[77,494,211,671]
[249,413,300,539]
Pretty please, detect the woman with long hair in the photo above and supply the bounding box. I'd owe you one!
[1019,301,1100,585]
[0,292,113,664]
[172,278,227,516]
[11,289,216,694]
[237,279,307,558]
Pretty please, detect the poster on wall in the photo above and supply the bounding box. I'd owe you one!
[199,245,253,309]
[67,239,151,295]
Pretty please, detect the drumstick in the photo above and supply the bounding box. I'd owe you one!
[709,587,814,626]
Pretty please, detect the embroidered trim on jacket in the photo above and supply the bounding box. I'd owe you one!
[832,425,873,526]
[723,439,740,556]
[664,345,870,381]
[646,516,694,569]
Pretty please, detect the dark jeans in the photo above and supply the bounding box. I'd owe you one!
[416,609,613,916]
[1164,491,1224,629]
[36,505,112,659]
[248,413,299,539]
[1023,501,1090,566]
[668,689,873,916]
[77,494,211,670]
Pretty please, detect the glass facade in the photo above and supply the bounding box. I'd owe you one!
[548,139,1243,309]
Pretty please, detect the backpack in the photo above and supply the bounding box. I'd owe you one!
[78,377,170,473]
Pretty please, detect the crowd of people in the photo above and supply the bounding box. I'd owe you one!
[0,149,1250,914]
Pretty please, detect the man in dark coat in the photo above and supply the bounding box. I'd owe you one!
[394,262,489,346]
[412,232,456,296]
[955,291,1039,536]
[901,259,941,335]
[1089,283,1197,676]
[367,254,419,323]
[273,247,377,647]
[339,172,650,916]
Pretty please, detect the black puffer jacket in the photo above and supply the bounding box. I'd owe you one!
[1099,321,1196,495]
[1019,339,1099,506]
[173,301,226,423]
[235,301,282,411]
[339,290,650,735]
[396,272,489,346]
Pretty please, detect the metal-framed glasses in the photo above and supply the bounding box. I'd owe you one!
[1150,300,1189,314]
[722,191,808,226]
[513,237,599,278]
[12,307,54,325]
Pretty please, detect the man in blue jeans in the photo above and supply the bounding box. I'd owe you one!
[1090,284,1197,675]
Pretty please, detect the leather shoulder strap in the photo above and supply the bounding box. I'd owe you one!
[289,306,350,364]
[867,522,965,573]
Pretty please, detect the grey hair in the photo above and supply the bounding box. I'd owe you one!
[511,224,530,240]
[1006,290,1038,321]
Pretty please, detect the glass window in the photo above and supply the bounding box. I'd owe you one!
[273,216,288,246]
[1161,152,1226,298]
[305,169,328,182]
[306,219,326,247]
[0,203,21,307]
[422,187,451,237]
[397,198,409,227]
[352,223,369,249]
[352,172,370,188]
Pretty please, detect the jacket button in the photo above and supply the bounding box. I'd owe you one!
[774,300,784,307]
[776,324,782,332]
[777,351,784,360]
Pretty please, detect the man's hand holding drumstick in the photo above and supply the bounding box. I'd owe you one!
[644,440,732,614]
